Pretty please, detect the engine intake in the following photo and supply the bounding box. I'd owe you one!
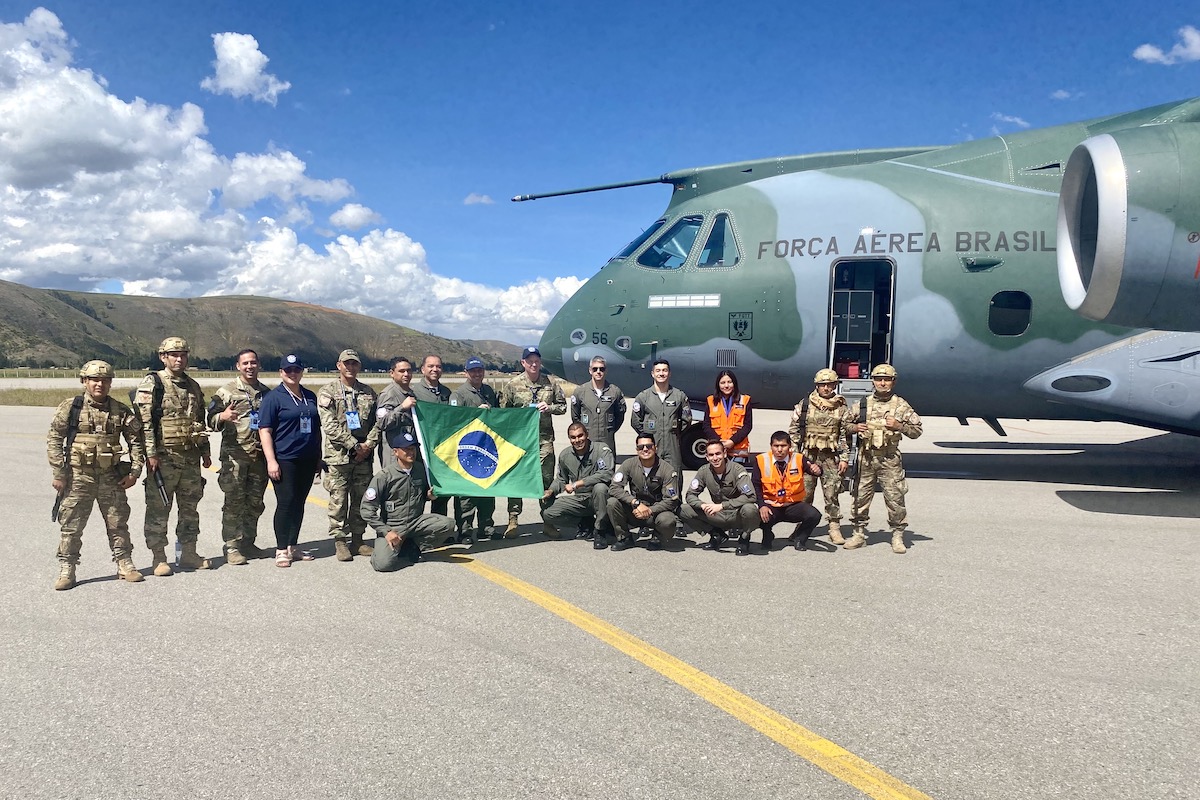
[1057,124,1200,331]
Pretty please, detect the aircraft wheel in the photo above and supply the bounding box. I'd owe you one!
[681,425,707,470]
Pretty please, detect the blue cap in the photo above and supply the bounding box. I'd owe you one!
[282,353,306,370]
[521,346,541,360]
[389,431,417,449]
[464,356,485,371]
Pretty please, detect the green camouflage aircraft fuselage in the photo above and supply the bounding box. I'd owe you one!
[533,98,1200,465]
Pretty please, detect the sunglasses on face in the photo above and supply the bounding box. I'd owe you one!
[635,443,655,451]
[591,367,606,372]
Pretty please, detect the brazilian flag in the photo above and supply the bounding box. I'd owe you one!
[413,404,542,498]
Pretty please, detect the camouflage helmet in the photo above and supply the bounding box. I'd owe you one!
[814,368,839,384]
[870,363,898,379]
[158,336,189,354]
[79,360,115,379]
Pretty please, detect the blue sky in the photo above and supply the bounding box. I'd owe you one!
[0,1,1197,343]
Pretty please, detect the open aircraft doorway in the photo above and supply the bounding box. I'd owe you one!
[828,258,895,382]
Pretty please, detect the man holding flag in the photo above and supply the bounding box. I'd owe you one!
[497,346,566,537]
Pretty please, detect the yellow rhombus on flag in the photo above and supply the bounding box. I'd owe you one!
[418,405,542,497]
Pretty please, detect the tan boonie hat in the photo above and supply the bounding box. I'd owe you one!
[79,360,115,379]
[338,348,361,363]
[159,336,189,354]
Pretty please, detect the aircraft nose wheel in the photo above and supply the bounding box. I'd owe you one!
[681,425,707,470]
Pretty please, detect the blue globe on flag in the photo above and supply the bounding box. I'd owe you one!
[457,430,500,479]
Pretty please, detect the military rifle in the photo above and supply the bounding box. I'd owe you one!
[845,398,868,498]
[132,372,171,507]
[51,395,85,521]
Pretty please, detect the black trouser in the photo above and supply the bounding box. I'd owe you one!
[761,502,822,544]
[272,458,320,549]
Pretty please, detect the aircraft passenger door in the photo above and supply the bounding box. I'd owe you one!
[828,259,895,378]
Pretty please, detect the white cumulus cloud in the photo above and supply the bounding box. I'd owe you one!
[464,192,495,205]
[0,9,579,342]
[330,203,382,230]
[1049,89,1077,101]
[990,112,1031,129]
[200,32,291,105]
[1133,25,1200,65]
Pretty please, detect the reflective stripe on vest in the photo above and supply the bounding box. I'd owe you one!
[756,452,806,505]
[707,394,750,453]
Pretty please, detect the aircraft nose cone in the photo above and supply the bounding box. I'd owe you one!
[539,310,570,377]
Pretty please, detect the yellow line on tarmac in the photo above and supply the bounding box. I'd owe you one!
[455,554,933,800]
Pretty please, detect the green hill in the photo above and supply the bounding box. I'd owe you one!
[0,279,523,371]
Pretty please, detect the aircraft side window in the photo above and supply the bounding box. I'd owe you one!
[637,215,704,270]
[989,291,1032,336]
[612,219,667,261]
[698,213,741,268]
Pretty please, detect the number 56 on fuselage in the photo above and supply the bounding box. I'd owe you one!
[523,97,1200,466]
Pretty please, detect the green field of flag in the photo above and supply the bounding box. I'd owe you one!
[413,404,542,498]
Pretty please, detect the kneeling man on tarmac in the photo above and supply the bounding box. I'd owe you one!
[681,439,760,555]
[541,422,614,543]
[360,431,455,572]
[749,430,824,553]
[605,434,681,551]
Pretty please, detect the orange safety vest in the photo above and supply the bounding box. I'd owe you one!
[756,452,807,505]
[707,393,751,453]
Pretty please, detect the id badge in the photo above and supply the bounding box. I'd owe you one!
[346,409,361,430]
[300,416,312,434]
[248,410,260,431]
[581,413,589,425]
[647,418,656,431]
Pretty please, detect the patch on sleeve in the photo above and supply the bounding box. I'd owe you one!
[613,471,623,483]
[739,481,754,496]
[690,478,700,491]
[377,407,390,420]
[631,400,641,413]
[318,394,333,409]
[597,459,606,470]
[364,487,377,501]
[665,486,677,498]
[450,398,458,406]
[569,395,577,405]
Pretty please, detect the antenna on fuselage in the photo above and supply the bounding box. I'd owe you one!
[511,175,671,202]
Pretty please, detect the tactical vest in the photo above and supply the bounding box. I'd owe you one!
[756,452,807,505]
[707,393,750,453]
[804,394,846,452]
[70,401,124,468]
[159,376,204,449]
[863,396,903,452]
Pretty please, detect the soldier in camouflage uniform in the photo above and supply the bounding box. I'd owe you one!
[450,356,499,542]
[541,422,615,543]
[846,364,923,554]
[788,368,856,544]
[136,336,212,575]
[317,349,380,562]
[415,354,452,516]
[497,346,566,537]
[207,348,270,565]
[570,355,626,457]
[47,360,146,590]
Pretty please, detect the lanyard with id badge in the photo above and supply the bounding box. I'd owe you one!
[289,388,313,434]
[243,388,260,431]
[342,386,361,431]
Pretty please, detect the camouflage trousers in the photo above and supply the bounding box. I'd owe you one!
[217,450,268,545]
[803,448,846,523]
[144,449,204,549]
[507,440,555,516]
[324,460,374,539]
[851,449,909,531]
[56,466,133,564]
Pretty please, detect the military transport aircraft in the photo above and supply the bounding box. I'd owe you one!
[521,97,1200,467]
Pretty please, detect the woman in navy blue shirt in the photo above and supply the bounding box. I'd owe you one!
[258,354,322,567]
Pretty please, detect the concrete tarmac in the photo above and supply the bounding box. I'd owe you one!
[2,405,1197,799]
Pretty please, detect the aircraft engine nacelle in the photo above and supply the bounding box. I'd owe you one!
[1057,124,1200,331]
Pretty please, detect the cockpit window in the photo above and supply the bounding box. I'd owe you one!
[637,215,704,270]
[698,213,740,268]
[612,219,667,261]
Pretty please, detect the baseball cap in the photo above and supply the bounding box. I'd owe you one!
[281,353,306,370]
[464,356,485,371]
[389,431,418,449]
[521,346,541,360]
[338,348,361,363]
